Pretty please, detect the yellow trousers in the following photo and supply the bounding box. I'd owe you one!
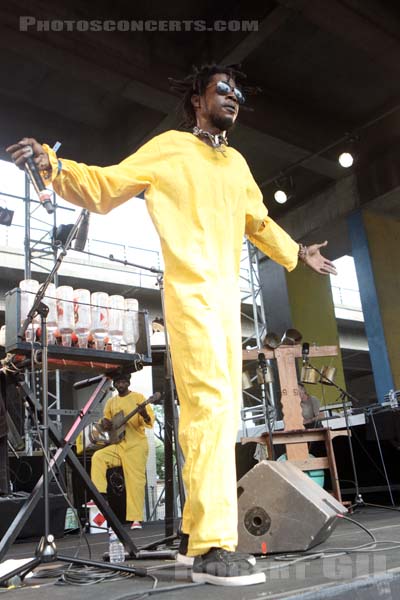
[166,284,243,556]
[91,440,148,522]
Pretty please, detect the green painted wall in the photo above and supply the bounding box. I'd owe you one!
[363,211,400,388]
[285,264,346,405]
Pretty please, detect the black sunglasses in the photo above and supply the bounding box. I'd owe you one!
[214,80,245,105]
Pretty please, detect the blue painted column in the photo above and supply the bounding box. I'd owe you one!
[347,210,395,402]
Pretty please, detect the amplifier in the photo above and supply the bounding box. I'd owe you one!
[237,460,347,554]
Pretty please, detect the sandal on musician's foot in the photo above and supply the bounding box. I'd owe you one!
[191,547,265,586]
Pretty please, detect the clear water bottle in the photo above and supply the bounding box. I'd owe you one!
[389,389,398,409]
[56,285,75,346]
[108,530,125,563]
[74,288,91,348]
[43,283,58,345]
[108,295,124,351]
[91,291,109,350]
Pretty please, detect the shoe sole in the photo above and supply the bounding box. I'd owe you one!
[192,570,266,586]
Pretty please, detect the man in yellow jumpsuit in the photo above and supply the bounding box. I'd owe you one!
[90,373,155,529]
[7,63,336,586]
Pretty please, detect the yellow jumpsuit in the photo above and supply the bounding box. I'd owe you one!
[43,130,299,555]
[91,391,155,522]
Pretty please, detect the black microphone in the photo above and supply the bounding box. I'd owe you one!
[24,153,55,214]
[74,210,90,251]
[302,342,310,364]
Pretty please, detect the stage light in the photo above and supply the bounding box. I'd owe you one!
[338,152,354,168]
[52,224,74,246]
[273,176,294,204]
[0,207,14,227]
[338,136,358,169]
[274,189,288,204]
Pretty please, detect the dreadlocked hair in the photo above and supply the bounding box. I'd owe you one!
[168,63,260,128]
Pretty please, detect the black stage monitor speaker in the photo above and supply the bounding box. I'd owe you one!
[237,460,347,555]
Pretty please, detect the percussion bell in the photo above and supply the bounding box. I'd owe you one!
[300,365,319,384]
[242,371,253,390]
[281,328,302,345]
[262,332,280,349]
[257,364,274,385]
[320,366,337,385]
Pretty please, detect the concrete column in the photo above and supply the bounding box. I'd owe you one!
[348,210,397,401]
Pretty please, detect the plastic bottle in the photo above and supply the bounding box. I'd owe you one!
[108,530,125,563]
[389,389,398,409]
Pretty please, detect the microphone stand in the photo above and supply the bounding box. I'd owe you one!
[75,248,163,275]
[258,353,275,460]
[305,360,397,512]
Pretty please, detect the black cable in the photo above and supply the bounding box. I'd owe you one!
[301,514,377,554]
[56,566,136,586]
[10,459,34,487]
[338,514,376,543]
[276,513,378,562]
[30,566,68,579]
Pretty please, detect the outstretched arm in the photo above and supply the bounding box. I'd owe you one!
[243,162,337,276]
[6,136,160,214]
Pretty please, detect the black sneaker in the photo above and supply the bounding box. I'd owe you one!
[176,534,257,567]
[191,547,265,586]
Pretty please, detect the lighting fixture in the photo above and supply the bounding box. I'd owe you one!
[273,176,294,204]
[0,207,14,227]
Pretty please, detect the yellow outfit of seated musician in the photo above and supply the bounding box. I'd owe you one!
[43,130,298,556]
[91,391,155,522]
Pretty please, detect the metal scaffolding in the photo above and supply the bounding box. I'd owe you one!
[240,240,276,435]
[22,176,75,448]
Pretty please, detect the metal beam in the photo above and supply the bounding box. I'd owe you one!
[0,10,337,175]
[277,0,400,73]
[221,5,292,64]
[235,124,341,179]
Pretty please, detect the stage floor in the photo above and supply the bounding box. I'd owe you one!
[2,507,400,599]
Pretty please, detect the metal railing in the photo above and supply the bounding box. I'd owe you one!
[331,284,362,311]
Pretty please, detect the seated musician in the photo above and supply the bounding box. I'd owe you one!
[299,383,324,428]
[90,373,155,529]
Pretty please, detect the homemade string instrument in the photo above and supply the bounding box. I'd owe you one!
[77,391,161,453]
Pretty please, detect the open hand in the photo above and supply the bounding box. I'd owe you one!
[6,137,50,171]
[300,241,337,275]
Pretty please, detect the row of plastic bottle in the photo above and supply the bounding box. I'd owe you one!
[19,279,140,352]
